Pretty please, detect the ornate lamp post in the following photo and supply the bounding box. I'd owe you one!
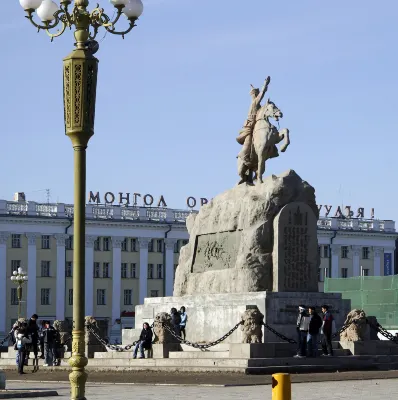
[10,268,28,320]
[19,1,143,398]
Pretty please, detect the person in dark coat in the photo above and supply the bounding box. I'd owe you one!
[42,321,57,366]
[15,327,32,375]
[133,323,153,359]
[321,305,334,356]
[170,308,181,337]
[27,314,39,361]
[307,307,323,357]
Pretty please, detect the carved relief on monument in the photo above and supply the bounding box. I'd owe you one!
[192,231,242,273]
[273,202,319,292]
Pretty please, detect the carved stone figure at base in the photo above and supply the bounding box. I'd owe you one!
[153,312,178,344]
[53,319,72,351]
[241,308,264,343]
[84,316,99,345]
[340,309,367,342]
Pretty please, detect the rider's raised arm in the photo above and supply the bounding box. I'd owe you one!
[256,76,271,104]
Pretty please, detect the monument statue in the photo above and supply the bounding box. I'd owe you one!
[237,76,290,184]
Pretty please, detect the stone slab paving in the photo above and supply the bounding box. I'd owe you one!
[5,379,398,399]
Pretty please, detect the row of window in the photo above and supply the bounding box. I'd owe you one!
[10,261,179,279]
[318,245,371,259]
[318,267,370,281]
[8,234,188,253]
[10,288,159,306]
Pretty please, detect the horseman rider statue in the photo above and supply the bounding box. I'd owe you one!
[237,76,271,184]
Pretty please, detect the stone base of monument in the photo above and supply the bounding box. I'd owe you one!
[0,371,5,390]
[340,340,398,356]
[133,292,350,344]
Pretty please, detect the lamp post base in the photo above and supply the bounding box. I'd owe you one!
[68,330,88,400]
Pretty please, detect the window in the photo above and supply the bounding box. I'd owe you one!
[97,289,106,305]
[148,240,154,253]
[68,289,73,305]
[150,290,159,298]
[11,234,21,248]
[66,236,73,250]
[121,263,128,278]
[41,261,50,277]
[362,268,370,277]
[341,268,348,278]
[41,235,50,249]
[131,238,137,252]
[94,238,100,251]
[323,246,329,258]
[174,241,179,253]
[41,289,50,305]
[124,289,132,305]
[362,247,369,260]
[341,246,348,259]
[11,288,18,305]
[103,263,110,278]
[11,260,21,275]
[318,246,321,257]
[121,238,128,252]
[65,262,73,277]
[157,240,163,253]
[103,237,110,251]
[130,263,137,279]
[182,240,188,246]
[93,262,100,278]
[324,268,331,278]
[148,264,154,279]
[157,264,163,279]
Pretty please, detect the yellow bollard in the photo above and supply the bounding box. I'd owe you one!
[272,373,291,400]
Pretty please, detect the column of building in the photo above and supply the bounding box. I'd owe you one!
[54,234,68,321]
[138,238,150,305]
[165,239,177,296]
[111,237,123,325]
[373,247,382,276]
[0,232,9,334]
[352,245,361,277]
[85,236,96,316]
[26,233,38,318]
[330,244,340,278]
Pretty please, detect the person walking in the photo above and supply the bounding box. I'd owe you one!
[294,305,309,358]
[42,321,57,367]
[15,327,32,375]
[170,308,181,337]
[321,305,335,356]
[133,323,153,359]
[179,306,188,340]
[307,307,323,358]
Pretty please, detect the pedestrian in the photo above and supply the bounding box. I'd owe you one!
[27,314,39,363]
[307,307,323,358]
[179,306,188,340]
[53,325,62,366]
[42,321,57,367]
[133,322,153,359]
[321,305,335,356]
[170,308,181,337]
[294,305,310,358]
[15,327,32,375]
[39,320,45,359]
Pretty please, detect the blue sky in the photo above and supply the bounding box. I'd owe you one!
[1,0,397,221]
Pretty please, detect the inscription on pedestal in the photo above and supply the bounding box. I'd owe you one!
[273,202,319,292]
[192,231,241,273]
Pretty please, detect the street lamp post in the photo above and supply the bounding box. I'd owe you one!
[19,1,143,399]
[10,268,28,320]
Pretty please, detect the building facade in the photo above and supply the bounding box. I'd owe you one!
[0,196,397,337]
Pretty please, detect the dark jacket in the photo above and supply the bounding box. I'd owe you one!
[28,320,39,341]
[322,311,334,335]
[171,312,181,327]
[139,328,153,349]
[308,313,323,335]
[43,326,56,345]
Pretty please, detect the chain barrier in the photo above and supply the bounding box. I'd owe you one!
[263,323,297,344]
[366,319,398,344]
[0,332,11,347]
[163,321,243,349]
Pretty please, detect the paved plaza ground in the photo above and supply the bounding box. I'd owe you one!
[4,378,398,399]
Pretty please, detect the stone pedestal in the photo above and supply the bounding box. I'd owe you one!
[152,344,181,359]
[340,340,398,356]
[0,371,5,390]
[134,292,350,344]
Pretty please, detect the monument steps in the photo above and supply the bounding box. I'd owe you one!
[169,351,230,359]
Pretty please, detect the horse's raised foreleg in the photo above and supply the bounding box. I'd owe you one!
[257,152,266,184]
[279,128,290,152]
